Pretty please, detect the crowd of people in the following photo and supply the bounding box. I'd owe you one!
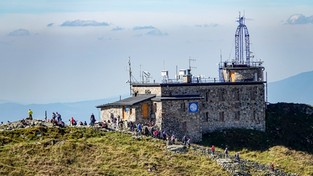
[26,109,95,128]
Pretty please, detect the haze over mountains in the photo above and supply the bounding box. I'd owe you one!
[1,70,312,123]
[268,70,313,105]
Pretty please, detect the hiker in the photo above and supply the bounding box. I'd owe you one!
[119,119,124,129]
[153,129,159,138]
[28,109,33,120]
[186,137,191,148]
[51,112,56,122]
[224,147,229,158]
[58,120,65,127]
[182,135,186,145]
[129,121,134,131]
[211,145,215,156]
[137,123,142,135]
[162,130,167,140]
[234,152,240,162]
[90,113,96,126]
[102,121,108,128]
[79,121,83,126]
[182,135,189,146]
[170,134,175,144]
[71,117,76,126]
[84,121,87,126]
[56,112,62,122]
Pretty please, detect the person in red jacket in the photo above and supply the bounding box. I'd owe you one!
[211,145,215,156]
[71,117,76,126]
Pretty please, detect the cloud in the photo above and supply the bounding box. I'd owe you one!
[60,20,109,27]
[286,14,313,25]
[47,23,54,27]
[111,26,124,31]
[132,25,167,37]
[195,23,219,28]
[146,29,168,36]
[8,29,30,36]
[133,25,156,30]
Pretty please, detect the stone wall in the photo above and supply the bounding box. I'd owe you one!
[102,82,266,142]
[222,67,264,82]
[132,85,161,96]
[160,100,202,142]
[160,83,266,133]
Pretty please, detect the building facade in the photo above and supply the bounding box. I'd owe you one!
[96,15,266,142]
[97,81,266,142]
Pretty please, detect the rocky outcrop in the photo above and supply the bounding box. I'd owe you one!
[0,119,53,131]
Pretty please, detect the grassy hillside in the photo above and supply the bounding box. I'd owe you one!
[1,103,312,175]
[0,127,227,176]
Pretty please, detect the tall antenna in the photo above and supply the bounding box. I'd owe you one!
[235,12,250,65]
[128,57,132,95]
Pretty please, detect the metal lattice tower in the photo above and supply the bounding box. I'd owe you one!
[235,15,250,65]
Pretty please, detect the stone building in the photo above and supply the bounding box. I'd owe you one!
[96,15,266,142]
[97,81,265,142]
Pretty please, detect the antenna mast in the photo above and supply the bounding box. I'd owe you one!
[128,57,132,95]
[235,12,250,65]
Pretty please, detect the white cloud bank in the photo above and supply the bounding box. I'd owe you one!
[133,25,167,36]
[286,14,313,25]
[8,29,31,36]
[60,20,109,27]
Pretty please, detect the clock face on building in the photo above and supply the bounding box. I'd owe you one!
[189,102,198,113]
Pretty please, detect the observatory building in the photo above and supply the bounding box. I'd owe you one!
[97,15,266,142]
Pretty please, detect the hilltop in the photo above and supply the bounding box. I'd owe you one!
[0,103,313,175]
[0,127,227,176]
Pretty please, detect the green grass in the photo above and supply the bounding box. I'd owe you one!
[0,127,228,176]
[240,146,313,175]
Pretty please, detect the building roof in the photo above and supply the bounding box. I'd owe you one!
[152,95,203,101]
[96,94,156,108]
[132,81,266,87]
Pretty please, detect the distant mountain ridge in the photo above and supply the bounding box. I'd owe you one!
[0,96,122,123]
[268,70,313,105]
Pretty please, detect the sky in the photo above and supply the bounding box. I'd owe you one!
[1,0,313,104]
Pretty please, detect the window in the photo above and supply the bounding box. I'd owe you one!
[181,102,186,112]
[205,112,209,122]
[206,92,209,101]
[145,89,151,94]
[219,112,224,122]
[234,88,240,101]
[234,111,240,121]
[219,89,225,101]
[253,110,260,124]
[250,87,257,101]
